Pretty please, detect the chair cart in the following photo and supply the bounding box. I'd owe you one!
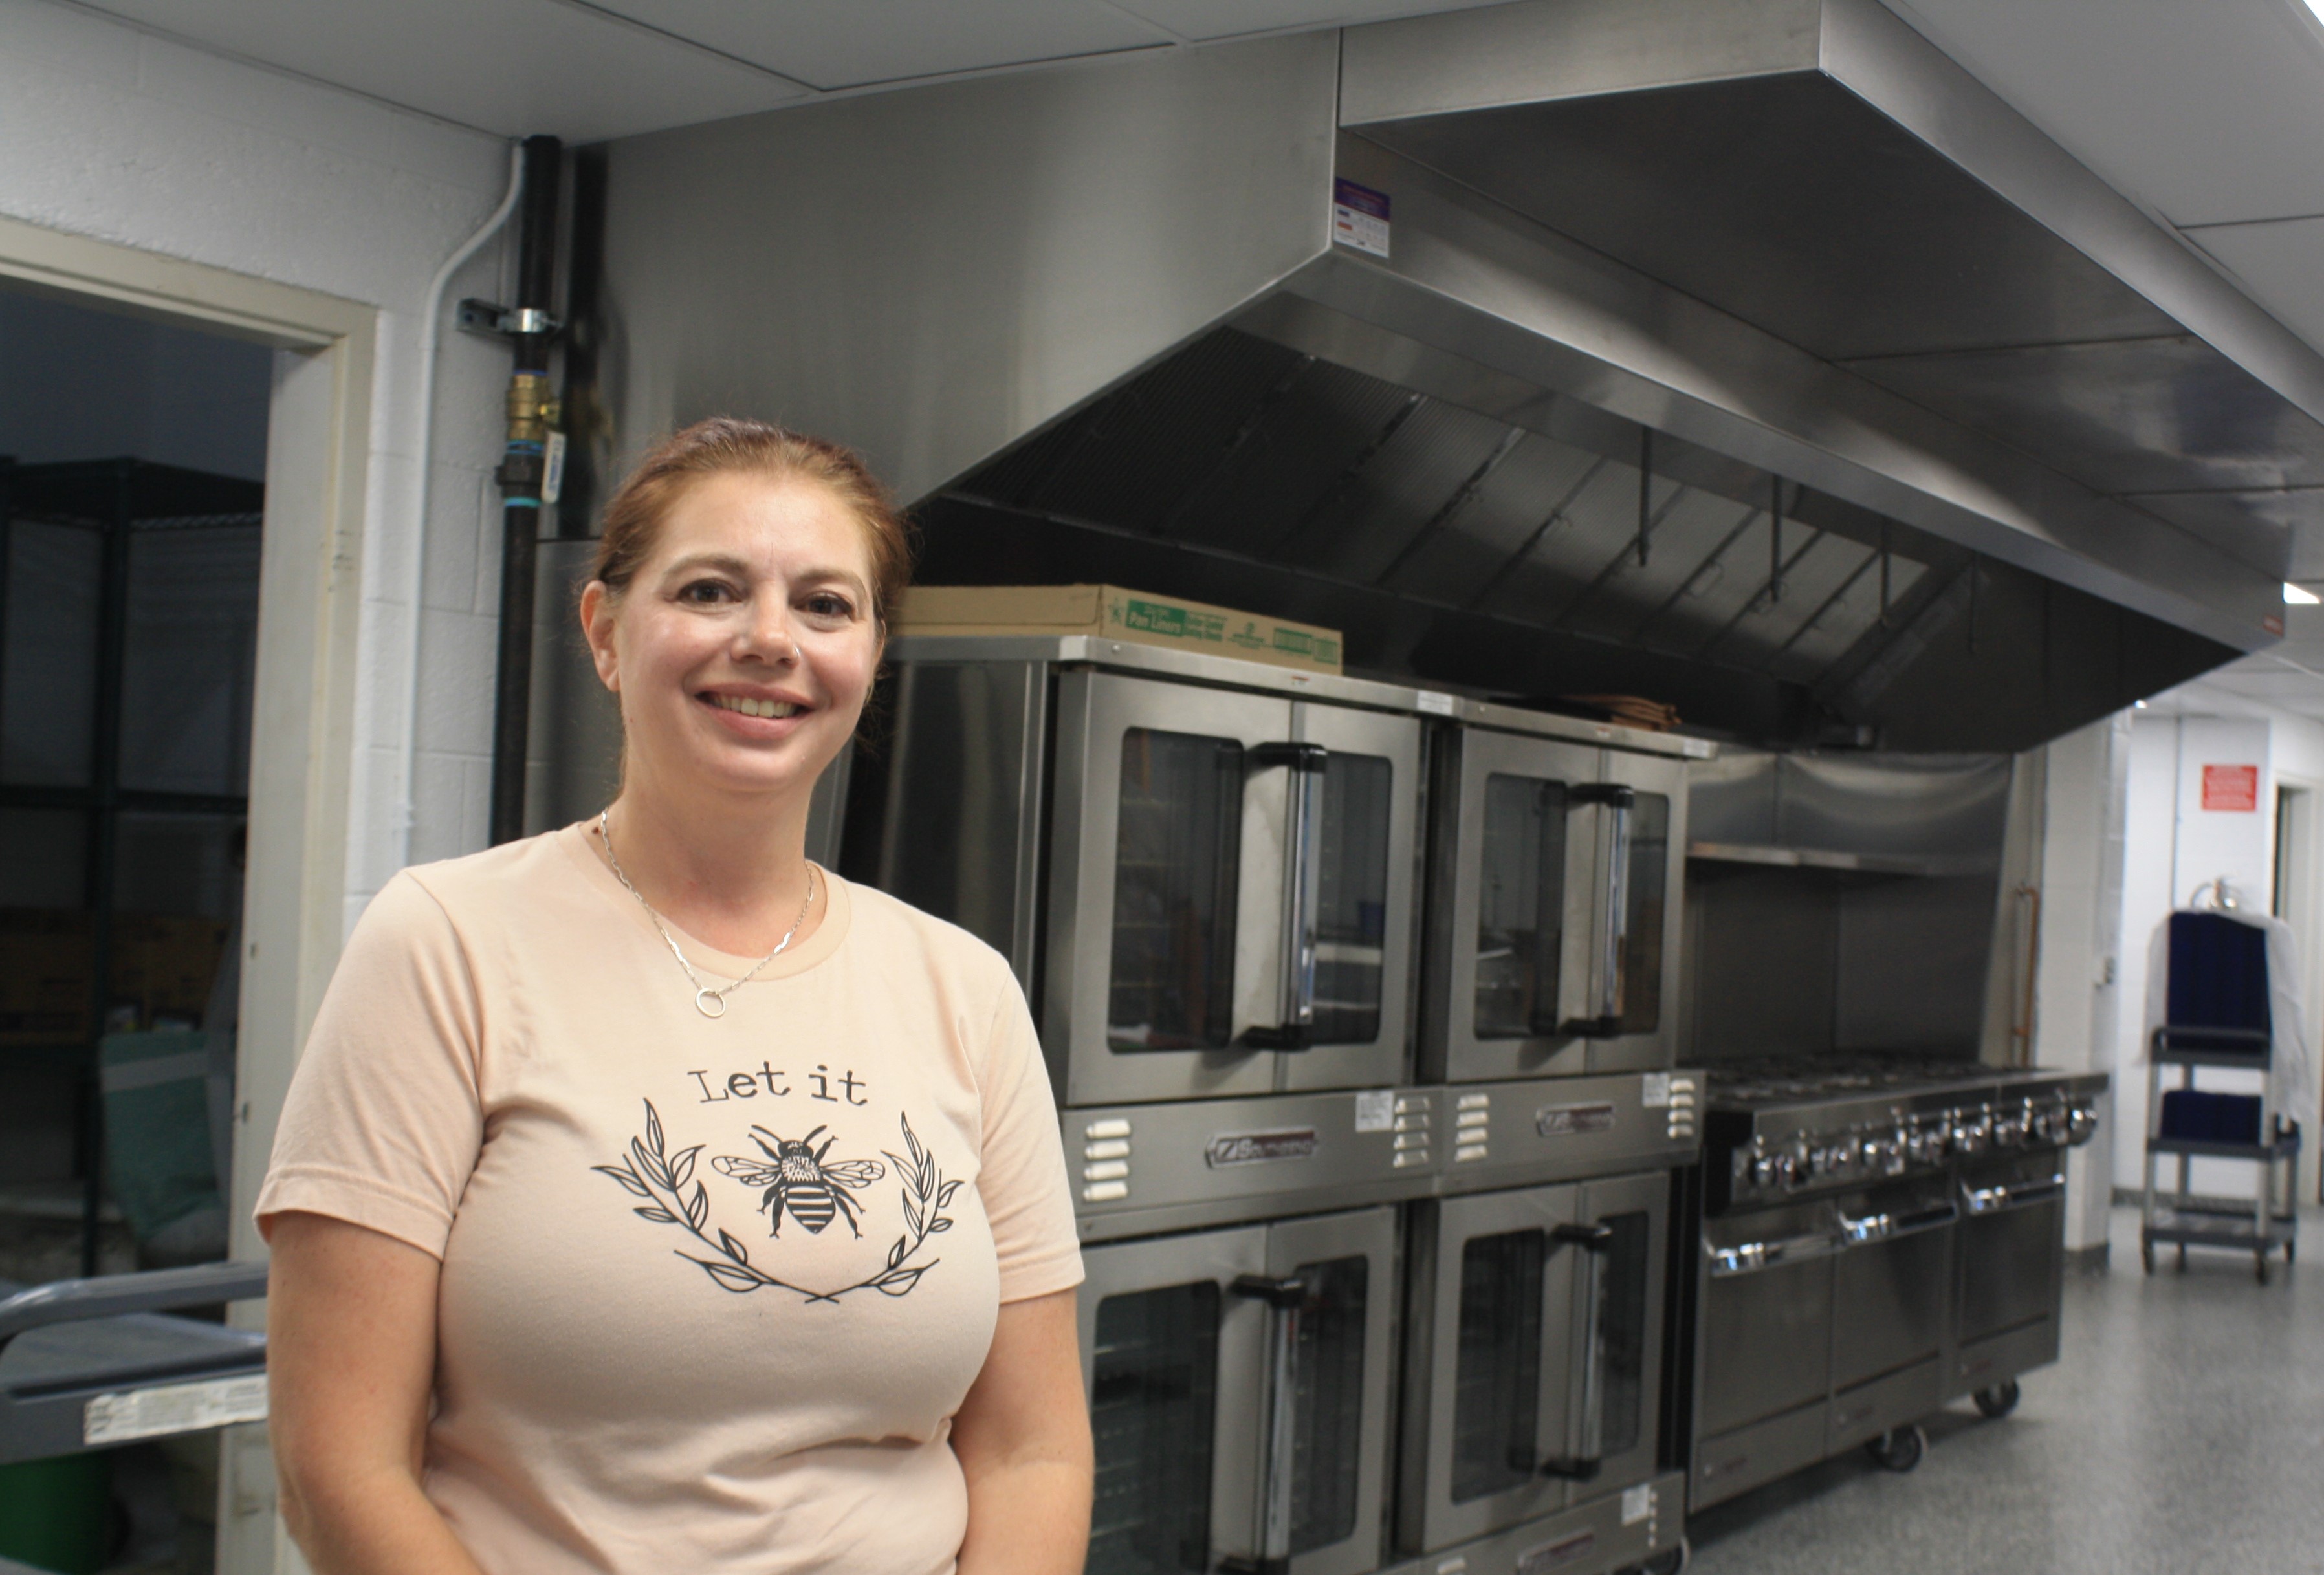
[2141,909,2301,1284]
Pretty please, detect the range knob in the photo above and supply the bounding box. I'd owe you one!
[1951,1109,1991,1156]
[1820,1133,1865,1180]
[2067,1103,2100,1145]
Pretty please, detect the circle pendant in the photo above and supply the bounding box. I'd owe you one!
[694,987,729,1019]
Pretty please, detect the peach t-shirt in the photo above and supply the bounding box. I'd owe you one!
[256,823,1082,1574]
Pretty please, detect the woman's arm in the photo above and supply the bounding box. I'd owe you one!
[951,1288,1093,1575]
[266,1210,485,1575]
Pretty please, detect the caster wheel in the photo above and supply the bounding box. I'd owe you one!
[2257,1253,2271,1286]
[1866,1424,1925,1472]
[2142,1239,2155,1274]
[1638,1538,1690,1575]
[1973,1379,2021,1418]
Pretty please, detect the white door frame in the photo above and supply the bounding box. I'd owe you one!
[0,215,375,1575]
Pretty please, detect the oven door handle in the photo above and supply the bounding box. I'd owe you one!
[1559,783,1634,1039]
[1706,1228,1838,1277]
[1540,1221,1614,1481]
[1960,1173,2066,1215]
[1222,1273,1307,1575]
[1244,743,1328,1051]
[1837,1201,1957,1246]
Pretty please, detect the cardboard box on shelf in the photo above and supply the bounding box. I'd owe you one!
[895,584,1343,675]
[0,910,230,1045]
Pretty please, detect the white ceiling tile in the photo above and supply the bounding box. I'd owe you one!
[1111,0,1485,43]
[1889,0,2324,228]
[2183,218,2324,358]
[78,0,811,140]
[586,0,1170,89]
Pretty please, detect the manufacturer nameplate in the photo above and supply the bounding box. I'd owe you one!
[85,1374,267,1446]
[1206,1128,1320,1168]
[1536,1102,1617,1137]
[1516,1530,1595,1573]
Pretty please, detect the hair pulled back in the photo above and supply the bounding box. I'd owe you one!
[590,417,913,627]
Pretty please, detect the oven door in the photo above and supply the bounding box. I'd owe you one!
[1048,670,1418,1106]
[1398,1173,1668,1554]
[1955,1158,2065,1358]
[1080,1208,1397,1575]
[1426,734,1681,1083]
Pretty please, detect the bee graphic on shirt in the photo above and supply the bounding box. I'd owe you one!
[712,1125,886,1238]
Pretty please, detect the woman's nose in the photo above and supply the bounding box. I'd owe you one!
[735,598,800,664]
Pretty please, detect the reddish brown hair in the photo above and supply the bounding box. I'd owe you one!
[590,417,912,628]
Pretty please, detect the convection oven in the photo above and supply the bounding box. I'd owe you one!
[861,638,1423,1106]
[1422,707,1696,1085]
[1393,1074,1694,1573]
[1080,1206,1398,1575]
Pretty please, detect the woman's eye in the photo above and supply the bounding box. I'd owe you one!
[803,593,855,619]
[677,580,736,605]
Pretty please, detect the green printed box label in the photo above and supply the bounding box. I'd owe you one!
[1121,598,1223,644]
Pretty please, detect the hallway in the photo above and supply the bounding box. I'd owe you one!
[1689,1208,2324,1574]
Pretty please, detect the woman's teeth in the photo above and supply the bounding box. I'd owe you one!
[710,695,802,719]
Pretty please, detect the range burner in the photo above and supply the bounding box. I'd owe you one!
[1705,1054,1993,1107]
[1693,1056,2104,1210]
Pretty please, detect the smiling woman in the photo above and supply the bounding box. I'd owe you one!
[253,418,1091,1575]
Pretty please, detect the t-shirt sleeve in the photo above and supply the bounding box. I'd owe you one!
[974,976,1084,1303]
[254,871,485,1259]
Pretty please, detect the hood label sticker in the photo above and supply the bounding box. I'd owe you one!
[1333,178,1391,258]
[1536,1102,1617,1138]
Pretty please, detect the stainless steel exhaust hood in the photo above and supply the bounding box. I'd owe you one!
[577,0,2321,751]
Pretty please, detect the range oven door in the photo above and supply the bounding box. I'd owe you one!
[1398,1172,1668,1555]
[1953,1155,2066,1390]
[1080,1207,1398,1575]
[1425,731,1682,1083]
[1048,670,1420,1106]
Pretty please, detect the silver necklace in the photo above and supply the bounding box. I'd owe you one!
[597,810,816,1019]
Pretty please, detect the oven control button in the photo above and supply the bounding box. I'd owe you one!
[1080,1180,1130,1203]
[1084,1118,1132,1140]
[1084,1139,1130,1160]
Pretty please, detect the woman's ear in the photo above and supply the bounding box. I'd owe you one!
[579,580,621,692]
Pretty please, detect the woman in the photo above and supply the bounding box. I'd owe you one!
[259,419,1091,1574]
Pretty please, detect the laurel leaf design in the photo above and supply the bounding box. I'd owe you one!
[685,1184,708,1230]
[930,1218,952,1233]
[873,1266,928,1296]
[937,1179,963,1208]
[672,1146,701,1188]
[689,1257,765,1294]
[718,1228,751,1264]
[635,1206,677,1223]
[645,1101,665,1157]
[887,1235,908,1270]
[593,1164,651,1197]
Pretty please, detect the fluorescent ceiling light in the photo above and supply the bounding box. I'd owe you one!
[2288,583,2321,604]
[2307,0,2324,24]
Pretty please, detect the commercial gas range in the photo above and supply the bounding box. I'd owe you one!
[1667,1057,2105,1512]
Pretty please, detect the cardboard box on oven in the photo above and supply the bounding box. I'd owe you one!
[894,583,1343,675]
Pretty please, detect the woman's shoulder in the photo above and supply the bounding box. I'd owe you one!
[391,825,589,919]
[836,877,1017,990]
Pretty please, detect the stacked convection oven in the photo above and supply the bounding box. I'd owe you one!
[847,634,1704,1575]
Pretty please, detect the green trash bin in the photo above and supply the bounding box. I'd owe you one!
[0,1451,114,1574]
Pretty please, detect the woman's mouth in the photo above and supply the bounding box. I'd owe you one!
[707,693,805,719]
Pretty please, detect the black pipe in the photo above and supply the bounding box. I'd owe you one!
[489,135,562,845]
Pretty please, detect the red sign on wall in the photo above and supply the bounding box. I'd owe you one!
[2202,764,2259,812]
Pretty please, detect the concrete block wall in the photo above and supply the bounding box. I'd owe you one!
[0,0,518,927]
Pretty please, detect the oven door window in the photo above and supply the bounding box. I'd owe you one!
[1089,1280,1222,1575]
[1617,792,1669,1035]
[1108,729,1244,1053]
[1288,1254,1369,1554]
[1474,775,1570,1039]
[1451,1228,1546,1501]
[1593,1210,1652,1459]
[1312,754,1392,1046]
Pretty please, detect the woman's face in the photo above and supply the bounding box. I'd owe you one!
[582,470,881,811]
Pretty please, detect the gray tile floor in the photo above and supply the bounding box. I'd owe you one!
[1685,1207,2324,1575]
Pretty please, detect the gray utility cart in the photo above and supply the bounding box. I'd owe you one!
[0,1261,267,1466]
